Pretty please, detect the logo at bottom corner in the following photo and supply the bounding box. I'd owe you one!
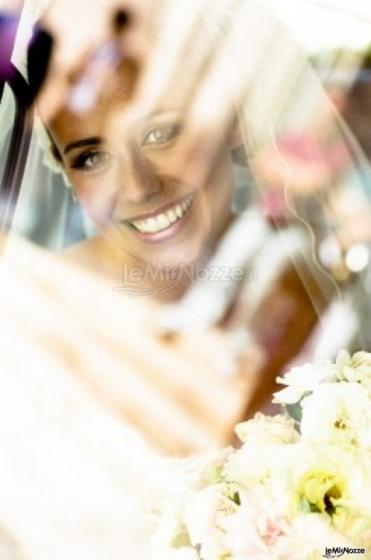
[323,547,366,558]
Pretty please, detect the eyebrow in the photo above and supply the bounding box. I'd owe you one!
[64,136,103,155]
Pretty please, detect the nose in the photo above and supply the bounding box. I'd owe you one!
[118,145,162,205]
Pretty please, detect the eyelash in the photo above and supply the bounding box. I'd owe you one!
[69,122,182,171]
[142,123,182,147]
[70,150,111,172]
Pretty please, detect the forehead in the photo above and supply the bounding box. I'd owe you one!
[50,58,139,147]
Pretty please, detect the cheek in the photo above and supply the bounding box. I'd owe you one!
[145,133,208,183]
[145,149,185,179]
[205,151,235,202]
[150,141,233,190]
[199,155,235,233]
[68,172,119,225]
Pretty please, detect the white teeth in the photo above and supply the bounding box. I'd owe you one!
[157,213,170,229]
[130,195,194,234]
[147,218,158,233]
[140,221,152,233]
[167,209,177,223]
[135,222,144,233]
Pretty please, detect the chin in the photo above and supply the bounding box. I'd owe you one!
[142,238,205,270]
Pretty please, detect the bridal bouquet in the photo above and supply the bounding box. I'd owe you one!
[150,351,371,560]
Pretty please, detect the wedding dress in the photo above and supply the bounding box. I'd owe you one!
[0,234,206,559]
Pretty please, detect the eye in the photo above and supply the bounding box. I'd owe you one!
[142,123,181,147]
[70,149,111,172]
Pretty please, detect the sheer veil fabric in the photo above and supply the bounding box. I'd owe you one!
[0,3,169,557]
[1,0,371,557]
[1,0,96,249]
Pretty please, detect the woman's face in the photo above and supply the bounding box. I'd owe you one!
[49,61,236,268]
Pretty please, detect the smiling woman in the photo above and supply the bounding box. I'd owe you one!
[3,0,371,453]
[46,50,237,300]
[1,0,371,555]
[16,0,370,364]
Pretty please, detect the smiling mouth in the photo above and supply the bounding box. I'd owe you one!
[124,193,195,235]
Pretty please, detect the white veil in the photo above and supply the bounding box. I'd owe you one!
[1,0,371,354]
[0,0,96,249]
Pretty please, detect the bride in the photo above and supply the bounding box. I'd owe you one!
[35,0,339,305]
[38,0,364,401]
[0,0,369,557]
[47,54,239,302]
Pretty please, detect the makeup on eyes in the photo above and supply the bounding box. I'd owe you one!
[69,148,111,171]
[141,121,182,147]
[67,115,183,172]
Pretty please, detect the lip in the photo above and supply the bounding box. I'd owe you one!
[118,192,196,244]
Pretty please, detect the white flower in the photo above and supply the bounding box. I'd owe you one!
[274,513,359,560]
[273,363,336,405]
[183,486,292,560]
[300,383,371,449]
[150,351,371,560]
[221,491,290,559]
[223,440,294,496]
[183,484,237,560]
[281,441,371,546]
[235,413,299,445]
[331,350,371,397]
